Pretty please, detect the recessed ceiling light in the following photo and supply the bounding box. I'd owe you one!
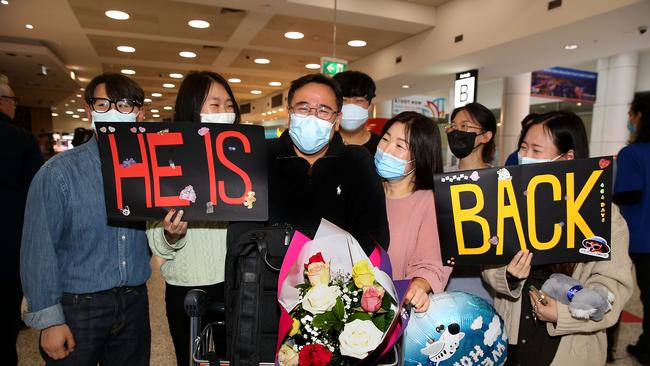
[152,114,160,118]
[402,84,410,89]
[251,90,262,94]
[284,31,304,40]
[164,106,173,110]
[163,83,175,88]
[269,81,282,87]
[169,73,183,79]
[76,108,85,112]
[254,58,270,64]
[51,112,59,117]
[25,24,34,30]
[1,1,9,5]
[179,51,196,58]
[82,117,88,121]
[76,94,82,98]
[151,92,162,97]
[305,63,320,69]
[188,19,210,29]
[144,98,152,103]
[65,111,73,115]
[80,87,85,91]
[228,78,241,83]
[64,104,69,107]
[278,108,284,112]
[72,114,80,118]
[105,10,130,20]
[564,44,578,50]
[262,112,267,116]
[151,109,159,113]
[121,69,136,75]
[69,71,76,80]
[347,40,367,47]
[70,100,75,103]
[117,45,136,53]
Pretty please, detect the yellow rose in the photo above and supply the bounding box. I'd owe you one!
[278,343,299,366]
[306,262,330,286]
[289,318,301,336]
[352,260,375,288]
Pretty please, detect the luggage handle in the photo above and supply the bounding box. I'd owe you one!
[253,232,281,272]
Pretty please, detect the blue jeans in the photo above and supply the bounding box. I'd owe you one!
[40,285,150,366]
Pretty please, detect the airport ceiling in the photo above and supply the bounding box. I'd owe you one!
[0,0,648,129]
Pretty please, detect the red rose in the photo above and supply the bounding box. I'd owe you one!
[304,252,326,270]
[299,344,332,366]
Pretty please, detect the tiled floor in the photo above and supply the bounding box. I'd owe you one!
[17,260,647,365]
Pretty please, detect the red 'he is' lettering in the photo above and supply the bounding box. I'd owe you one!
[216,131,252,204]
[147,132,189,207]
[108,134,152,209]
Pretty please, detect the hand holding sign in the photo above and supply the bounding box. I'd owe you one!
[506,250,533,279]
[163,209,188,244]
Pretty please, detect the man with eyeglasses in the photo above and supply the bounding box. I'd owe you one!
[1,75,44,365]
[21,73,151,365]
[227,73,389,364]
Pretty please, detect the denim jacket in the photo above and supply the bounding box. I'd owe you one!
[20,138,151,330]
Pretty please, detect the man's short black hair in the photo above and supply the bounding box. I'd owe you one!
[332,70,376,102]
[84,73,145,105]
[288,73,343,111]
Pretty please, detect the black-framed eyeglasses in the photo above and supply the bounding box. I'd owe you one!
[1,95,19,104]
[290,102,338,121]
[87,97,142,114]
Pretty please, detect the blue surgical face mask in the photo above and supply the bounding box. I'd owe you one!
[627,120,637,134]
[340,103,369,131]
[518,153,563,165]
[288,114,333,154]
[91,110,137,130]
[374,148,414,180]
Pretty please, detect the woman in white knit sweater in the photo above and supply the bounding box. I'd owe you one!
[147,71,241,366]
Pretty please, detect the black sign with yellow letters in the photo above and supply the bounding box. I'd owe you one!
[434,157,613,266]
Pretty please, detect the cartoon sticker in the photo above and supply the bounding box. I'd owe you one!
[179,185,197,203]
[198,127,209,136]
[122,158,136,168]
[206,202,214,214]
[120,206,131,216]
[470,171,480,181]
[108,126,115,133]
[244,191,256,209]
[169,159,175,169]
[99,126,107,133]
[578,236,610,259]
[496,168,512,181]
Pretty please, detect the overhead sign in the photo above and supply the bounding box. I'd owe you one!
[454,69,478,108]
[392,95,447,122]
[531,66,598,104]
[95,122,268,222]
[434,157,613,266]
[320,57,348,76]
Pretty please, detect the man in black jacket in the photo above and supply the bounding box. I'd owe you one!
[0,76,44,365]
[267,73,389,253]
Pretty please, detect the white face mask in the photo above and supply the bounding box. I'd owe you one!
[518,153,563,165]
[91,110,137,129]
[288,114,333,154]
[200,112,236,124]
[340,104,369,131]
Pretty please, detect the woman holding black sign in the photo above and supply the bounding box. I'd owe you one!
[146,71,239,365]
[375,111,451,312]
[482,111,634,365]
[444,102,497,303]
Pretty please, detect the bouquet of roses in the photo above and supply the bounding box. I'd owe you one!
[276,220,400,366]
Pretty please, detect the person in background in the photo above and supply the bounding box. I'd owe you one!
[71,127,93,147]
[21,73,151,365]
[483,111,633,365]
[332,70,381,155]
[376,111,451,312]
[613,94,650,364]
[504,113,540,166]
[147,71,239,365]
[444,102,497,302]
[0,75,44,365]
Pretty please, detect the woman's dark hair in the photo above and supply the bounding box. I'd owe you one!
[288,73,343,111]
[450,102,497,163]
[518,110,589,159]
[630,93,650,143]
[332,71,376,102]
[174,71,240,124]
[380,111,443,191]
[84,73,144,104]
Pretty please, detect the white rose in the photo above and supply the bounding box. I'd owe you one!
[338,319,384,359]
[301,285,341,315]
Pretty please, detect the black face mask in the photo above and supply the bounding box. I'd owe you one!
[447,130,478,159]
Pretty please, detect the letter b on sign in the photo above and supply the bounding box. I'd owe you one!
[454,77,475,108]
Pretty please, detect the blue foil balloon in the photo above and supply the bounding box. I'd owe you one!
[403,292,508,366]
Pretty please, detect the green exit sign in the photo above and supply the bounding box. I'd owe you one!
[320,57,348,75]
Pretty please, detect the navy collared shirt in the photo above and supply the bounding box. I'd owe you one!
[21,138,151,330]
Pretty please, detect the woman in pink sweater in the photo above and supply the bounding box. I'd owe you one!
[374,111,452,312]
